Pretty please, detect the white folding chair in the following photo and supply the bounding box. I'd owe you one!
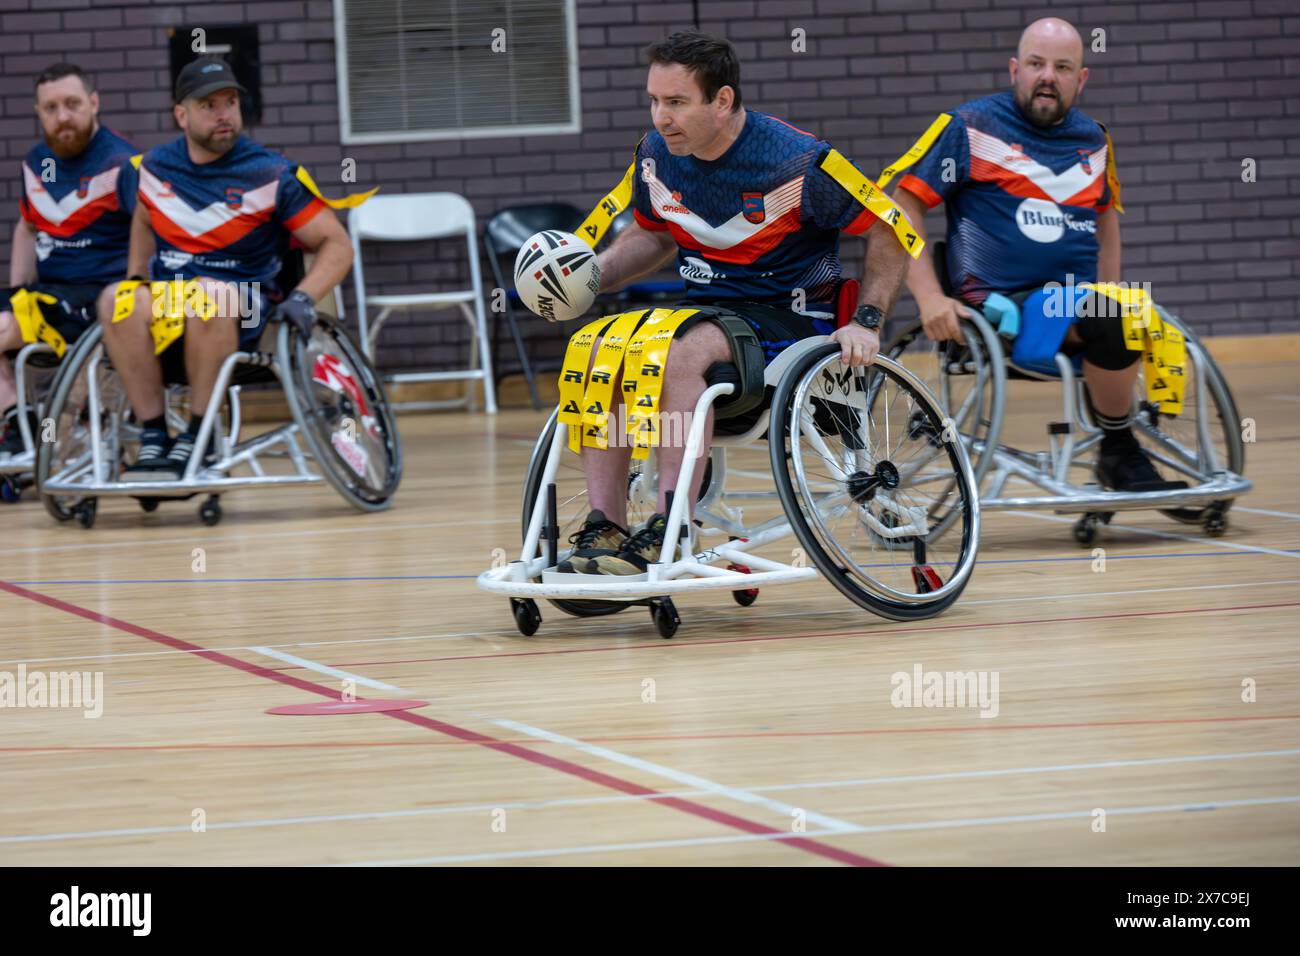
[349,192,497,414]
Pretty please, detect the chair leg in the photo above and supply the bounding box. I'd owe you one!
[504,302,542,410]
[470,297,497,415]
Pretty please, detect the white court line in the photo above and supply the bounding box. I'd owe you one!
[0,514,516,559]
[6,575,1300,669]
[6,747,1298,846]
[1010,510,1300,560]
[486,716,859,833]
[1237,506,1300,521]
[336,794,1300,866]
[248,646,405,692]
[331,829,853,866]
[1268,394,1300,403]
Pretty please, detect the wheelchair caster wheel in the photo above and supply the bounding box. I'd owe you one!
[912,564,944,594]
[727,560,759,606]
[74,499,97,529]
[1073,515,1097,545]
[511,598,541,636]
[199,496,222,526]
[1204,508,1228,537]
[649,598,680,639]
[138,497,160,513]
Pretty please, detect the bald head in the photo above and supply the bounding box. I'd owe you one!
[1010,17,1089,127]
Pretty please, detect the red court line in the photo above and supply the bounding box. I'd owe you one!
[0,579,882,867]
[306,600,1300,671]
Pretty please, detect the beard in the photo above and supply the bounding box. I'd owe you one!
[44,119,95,160]
[189,122,241,156]
[1014,83,1069,128]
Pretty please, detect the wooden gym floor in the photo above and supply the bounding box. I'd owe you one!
[1,340,1297,866]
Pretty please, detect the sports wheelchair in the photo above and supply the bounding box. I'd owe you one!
[883,270,1250,544]
[0,342,60,502]
[477,302,982,639]
[34,300,402,528]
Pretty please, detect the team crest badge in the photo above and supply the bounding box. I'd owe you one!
[1078,150,1093,175]
[742,191,765,224]
[77,175,93,199]
[225,187,244,209]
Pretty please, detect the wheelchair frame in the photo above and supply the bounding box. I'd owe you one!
[888,307,1251,542]
[36,317,401,527]
[0,342,57,501]
[477,337,982,638]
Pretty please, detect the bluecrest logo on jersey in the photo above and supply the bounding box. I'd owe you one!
[741,191,765,224]
[1016,197,1097,243]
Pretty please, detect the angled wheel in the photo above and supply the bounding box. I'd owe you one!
[279,317,402,511]
[1128,309,1244,527]
[883,311,1004,539]
[769,345,980,621]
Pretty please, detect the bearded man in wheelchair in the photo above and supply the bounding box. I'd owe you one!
[890,17,1188,497]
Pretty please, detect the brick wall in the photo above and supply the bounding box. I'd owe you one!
[2,0,1297,379]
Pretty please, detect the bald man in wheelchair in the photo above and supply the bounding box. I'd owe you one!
[558,32,911,577]
[99,56,353,483]
[892,16,1179,494]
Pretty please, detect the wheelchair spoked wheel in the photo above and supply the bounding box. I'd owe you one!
[1131,309,1244,529]
[883,312,1004,539]
[35,326,121,524]
[769,345,979,621]
[521,407,714,618]
[279,318,402,511]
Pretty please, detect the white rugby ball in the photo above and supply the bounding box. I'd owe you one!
[513,230,600,323]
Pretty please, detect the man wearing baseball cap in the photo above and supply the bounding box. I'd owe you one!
[99,55,354,481]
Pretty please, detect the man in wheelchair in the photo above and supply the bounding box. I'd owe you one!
[99,56,353,482]
[1,63,137,459]
[560,31,911,576]
[891,17,1177,494]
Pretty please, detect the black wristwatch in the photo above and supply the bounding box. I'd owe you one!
[852,304,884,332]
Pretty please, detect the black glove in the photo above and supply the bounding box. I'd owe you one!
[273,290,317,339]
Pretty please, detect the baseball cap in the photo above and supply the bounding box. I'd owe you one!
[174,56,247,104]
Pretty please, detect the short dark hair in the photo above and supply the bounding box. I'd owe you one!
[645,31,742,112]
[34,63,93,94]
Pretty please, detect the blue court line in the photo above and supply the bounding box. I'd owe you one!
[6,546,1299,586]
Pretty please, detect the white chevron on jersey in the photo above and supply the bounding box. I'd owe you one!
[643,167,803,249]
[138,164,278,238]
[967,126,1106,203]
[22,164,119,225]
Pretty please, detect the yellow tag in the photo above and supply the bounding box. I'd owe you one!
[557,314,618,453]
[1098,124,1124,215]
[295,165,378,210]
[580,311,646,451]
[876,113,952,189]
[622,308,698,460]
[576,135,644,249]
[819,149,925,259]
[9,289,68,358]
[1083,283,1182,415]
[130,154,142,170]
[112,280,143,322]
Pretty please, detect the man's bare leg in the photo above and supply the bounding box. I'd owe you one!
[652,321,731,515]
[183,278,240,422]
[97,283,165,422]
[0,312,21,412]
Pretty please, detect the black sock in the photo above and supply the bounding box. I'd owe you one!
[188,415,204,436]
[2,404,16,422]
[142,415,168,432]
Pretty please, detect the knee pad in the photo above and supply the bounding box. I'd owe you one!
[1074,292,1140,371]
[680,306,766,421]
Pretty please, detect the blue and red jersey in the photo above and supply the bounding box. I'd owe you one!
[19,126,138,285]
[631,110,877,317]
[135,134,326,292]
[897,92,1115,304]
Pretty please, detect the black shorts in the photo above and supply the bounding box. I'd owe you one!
[673,300,833,436]
[2,282,101,351]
